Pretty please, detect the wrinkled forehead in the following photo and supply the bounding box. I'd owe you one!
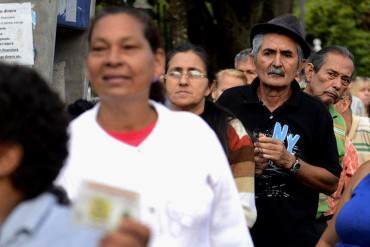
[167,51,207,71]
[259,33,299,52]
[237,57,254,68]
[321,52,354,75]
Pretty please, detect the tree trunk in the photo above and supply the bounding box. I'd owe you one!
[159,0,294,70]
[166,0,188,47]
[208,0,294,69]
[210,0,263,68]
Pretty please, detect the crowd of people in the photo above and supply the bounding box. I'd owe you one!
[0,5,369,247]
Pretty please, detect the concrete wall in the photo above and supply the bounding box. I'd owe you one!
[54,28,87,103]
[0,0,58,82]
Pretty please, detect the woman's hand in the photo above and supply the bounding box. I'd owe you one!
[100,219,150,247]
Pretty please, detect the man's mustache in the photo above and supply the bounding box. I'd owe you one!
[268,67,284,76]
[324,89,340,99]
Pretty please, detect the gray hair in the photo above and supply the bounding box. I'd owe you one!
[234,48,252,67]
[251,33,304,64]
[307,45,355,79]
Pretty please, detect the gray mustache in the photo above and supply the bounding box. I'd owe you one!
[268,67,284,76]
[325,89,340,98]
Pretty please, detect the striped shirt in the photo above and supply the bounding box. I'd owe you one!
[349,115,370,165]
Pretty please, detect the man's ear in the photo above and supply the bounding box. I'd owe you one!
[0,144,23,177]
[304,63,315,83]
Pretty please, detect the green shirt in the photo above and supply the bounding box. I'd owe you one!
[329,105,347,163]
[317,105,347,217]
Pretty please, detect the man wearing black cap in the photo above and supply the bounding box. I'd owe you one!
[218,15,341,247]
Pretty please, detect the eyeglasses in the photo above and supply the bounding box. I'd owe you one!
[165,70,207,80]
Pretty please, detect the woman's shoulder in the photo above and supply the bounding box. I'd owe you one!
[70,104,98,125]
[68,105,99,137]
[154,101,211,129]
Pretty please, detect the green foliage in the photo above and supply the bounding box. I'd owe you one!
[304,0,370,76]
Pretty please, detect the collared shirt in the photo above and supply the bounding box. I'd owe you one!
[351,96,366,117]
[218,78,341,247]
[0,193,103,247]
[317,105,348,216]
[348,115,370,165]
[329,105,347,163]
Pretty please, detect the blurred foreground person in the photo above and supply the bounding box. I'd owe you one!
[0,63,149,247]
[163,42,257,228]
[316,160,370,247]
[57,8,253,246]
[0,63,97,246]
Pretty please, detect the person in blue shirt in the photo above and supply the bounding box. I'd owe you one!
[317,160,370,247]
[0,63,150,247]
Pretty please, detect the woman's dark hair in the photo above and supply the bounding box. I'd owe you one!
[0,63,69,200]
[166,42,214,82]
[149,82,166,104]
[88,6,163,52]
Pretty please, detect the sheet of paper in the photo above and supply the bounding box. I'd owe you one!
[66,0,77,22]
[0,3,34,65]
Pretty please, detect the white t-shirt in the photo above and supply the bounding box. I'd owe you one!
[57,101,254,247]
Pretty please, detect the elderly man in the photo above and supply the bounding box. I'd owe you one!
[234,48,257,84]
[304,46,358,229]
[218,15,341,247]
[304,46,355,161]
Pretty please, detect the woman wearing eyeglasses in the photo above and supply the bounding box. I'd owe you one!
[57,7,253,247]
[163,42,257,228]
